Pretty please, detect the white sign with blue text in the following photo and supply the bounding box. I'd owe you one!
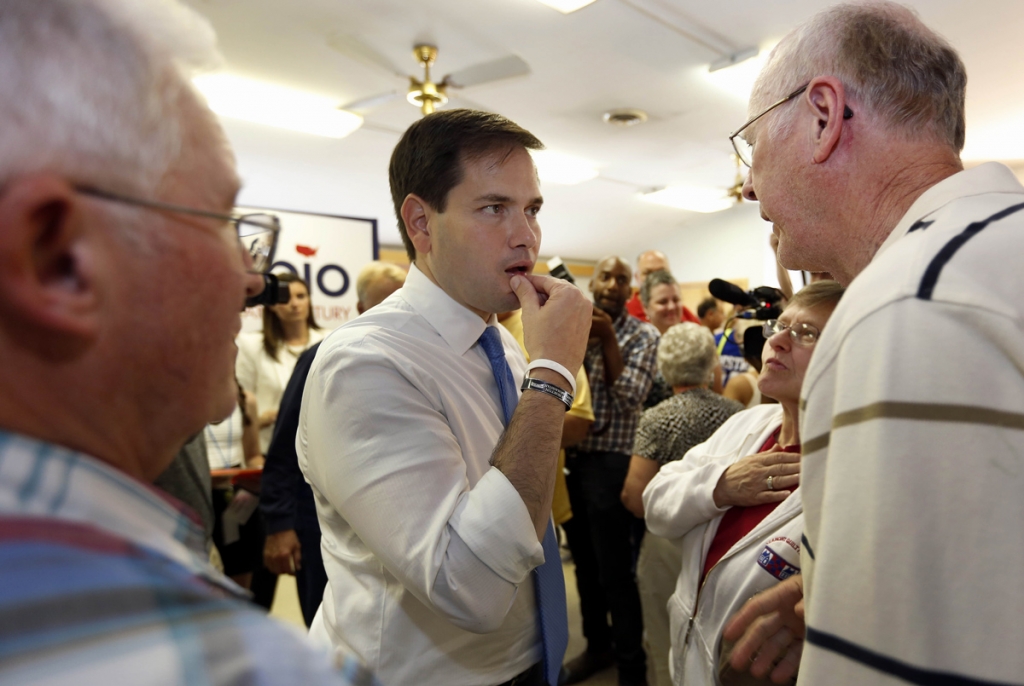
[239,207,377,334]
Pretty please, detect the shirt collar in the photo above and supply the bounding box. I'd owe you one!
[401,263,496,356]
[876,162,1024,259]
[0,430,242,596]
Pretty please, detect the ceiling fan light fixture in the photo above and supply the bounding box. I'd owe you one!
[641,186,733,213]
[603,108,648,127]
[535,0,597,14]
[531,150,599,185]
[193,73,362,138]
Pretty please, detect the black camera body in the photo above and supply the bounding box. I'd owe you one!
[245,272,291,308]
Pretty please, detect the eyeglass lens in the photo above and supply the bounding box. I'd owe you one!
[763,319,819,344]
[733,136,753,167]
[238,213,278,272]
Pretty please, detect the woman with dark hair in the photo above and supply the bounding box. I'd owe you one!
[236,272,324,454]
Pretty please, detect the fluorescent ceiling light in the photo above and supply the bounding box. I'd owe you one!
[535,0,597,14]
[193,73,362,139]
[532,150,599,185]
[704,47,772,101]
[641,186,733,213]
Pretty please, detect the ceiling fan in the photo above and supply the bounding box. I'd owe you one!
[726,154,745,204]
[329,35,530,116]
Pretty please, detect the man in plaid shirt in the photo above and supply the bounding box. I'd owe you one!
[562,256,660,686]
[0,2,375,684]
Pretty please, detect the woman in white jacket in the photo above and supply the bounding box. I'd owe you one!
[642,280,844,685]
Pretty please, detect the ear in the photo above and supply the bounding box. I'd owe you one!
[0,175,100,359]
[401,194,433,257]
[805,76,848,164]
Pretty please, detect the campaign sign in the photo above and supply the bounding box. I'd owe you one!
[239,207,378,334]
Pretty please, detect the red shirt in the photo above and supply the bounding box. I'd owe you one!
[626,291,700,325]
[701,429,800,582]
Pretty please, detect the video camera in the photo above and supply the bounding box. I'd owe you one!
[708,278,784,321]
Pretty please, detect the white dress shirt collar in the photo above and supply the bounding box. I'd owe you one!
[402,263,497,356]
[876,162,1024,259]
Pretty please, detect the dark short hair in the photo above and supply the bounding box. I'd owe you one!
[697,297,719,319]
[639,269,676,308]
[388,109,544,261]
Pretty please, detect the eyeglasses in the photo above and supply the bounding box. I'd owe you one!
[763,318,821,346]
[75,186,281,273]
[729,83,853,168]
[729,84,809,168]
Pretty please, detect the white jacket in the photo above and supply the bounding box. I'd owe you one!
[643,404,802,685]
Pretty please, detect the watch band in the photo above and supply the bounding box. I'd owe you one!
[520,377,574,411]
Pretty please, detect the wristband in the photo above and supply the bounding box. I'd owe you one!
[526,359,576,396]
[521,377,574,411]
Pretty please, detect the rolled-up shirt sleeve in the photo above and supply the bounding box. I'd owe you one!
[301,340,544,634]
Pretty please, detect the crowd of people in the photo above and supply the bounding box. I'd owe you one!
[1,2,1022,686]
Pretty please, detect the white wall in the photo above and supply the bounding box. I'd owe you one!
[657,202,780,290]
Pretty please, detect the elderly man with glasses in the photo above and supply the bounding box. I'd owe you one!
[0,1,373,684]
[720,3,1024,685]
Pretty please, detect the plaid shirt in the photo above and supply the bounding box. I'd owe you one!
[0,429,377,686]
[579,312,660,454]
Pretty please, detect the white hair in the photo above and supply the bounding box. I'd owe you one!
[657,322,717,388]
[751,1,966,152]
[0,0,221,195]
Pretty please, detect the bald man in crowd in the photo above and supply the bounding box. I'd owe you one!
[626,250,700,325]
[0,1,372,683]
[355,260,408,314]
[722,3,1024,684]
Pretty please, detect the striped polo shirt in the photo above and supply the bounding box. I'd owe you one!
[798,162,1024,685]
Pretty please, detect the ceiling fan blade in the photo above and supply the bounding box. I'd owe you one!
[443,55,530,89]
[340,90,401,112]
[327,33,407,78]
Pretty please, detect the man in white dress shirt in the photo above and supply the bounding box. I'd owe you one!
[298,109,593,685]
[720,3,1024,685]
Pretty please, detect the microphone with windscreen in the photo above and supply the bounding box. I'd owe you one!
[708,278,784,321]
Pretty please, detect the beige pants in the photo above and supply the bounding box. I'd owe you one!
[637,532,683,686]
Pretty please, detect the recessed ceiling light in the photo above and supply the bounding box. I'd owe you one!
[531,150,599,185]
[603,109,648,127]
[535,0,597,14]
[193,73,363,139]
[641,186,733,213]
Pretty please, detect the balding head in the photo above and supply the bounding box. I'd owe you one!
[356,261,407,313]
[635,250,670,286]
[591,256,632,318]
[751,2,966,152]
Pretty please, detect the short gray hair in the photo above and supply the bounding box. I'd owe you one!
[657,323,717,388]
[640,270,677,308]
[0,0,220,196]
[752,1,966,152]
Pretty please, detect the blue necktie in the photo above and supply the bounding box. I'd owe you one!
[478,326,569,686]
